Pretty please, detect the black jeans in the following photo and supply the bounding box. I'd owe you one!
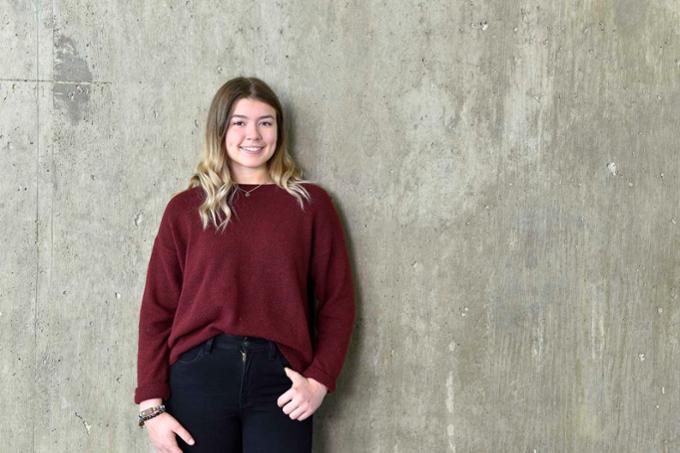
[165,334,313,453]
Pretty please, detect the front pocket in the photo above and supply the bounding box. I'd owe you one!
[175,344,206,365]
[277,349,291,368]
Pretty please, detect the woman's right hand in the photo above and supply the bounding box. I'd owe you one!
[144,412,195,453]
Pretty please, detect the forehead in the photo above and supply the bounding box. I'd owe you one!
[230,97,276,117]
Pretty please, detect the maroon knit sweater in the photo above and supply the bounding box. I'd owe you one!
[134,182,356,404]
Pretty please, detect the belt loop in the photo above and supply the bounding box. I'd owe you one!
[204,337,215,353]
[267,341,276,360]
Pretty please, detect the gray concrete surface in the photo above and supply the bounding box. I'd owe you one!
[2,0,679,451]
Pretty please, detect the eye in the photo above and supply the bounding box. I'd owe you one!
[260,121,273,127]
[232,120,245,126]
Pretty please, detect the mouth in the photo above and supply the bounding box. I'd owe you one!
[240,146,265,154]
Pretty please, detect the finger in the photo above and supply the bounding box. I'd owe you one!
[277,388,295,407]
[289,404,307,420]
[297,410,312,421]
[282,399,300,415]
[173,423,195,447]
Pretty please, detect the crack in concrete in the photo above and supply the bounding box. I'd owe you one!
[0,78,112,85]
[32,0,40,451]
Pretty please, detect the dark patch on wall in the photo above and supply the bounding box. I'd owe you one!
[53,34,92,124]
[613,0,649,35]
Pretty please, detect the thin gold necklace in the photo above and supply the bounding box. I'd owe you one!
[236,183,263,197]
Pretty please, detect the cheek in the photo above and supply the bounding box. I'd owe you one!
[225,130,240,147]
[266,129,278,145]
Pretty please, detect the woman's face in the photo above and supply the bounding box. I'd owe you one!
[224,97,278,182]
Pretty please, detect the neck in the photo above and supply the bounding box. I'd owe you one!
[235,180,273,185]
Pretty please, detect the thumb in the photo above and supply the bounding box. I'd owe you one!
[173,423,195,446]
[283,367,297,380]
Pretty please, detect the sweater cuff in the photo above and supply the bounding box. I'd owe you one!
[134,382,170,405]
[302,365,336,394]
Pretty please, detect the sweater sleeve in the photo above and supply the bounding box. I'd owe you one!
[302,190,357,393]
[134,201,184,404]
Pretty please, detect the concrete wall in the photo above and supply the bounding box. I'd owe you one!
[2,0,679,451]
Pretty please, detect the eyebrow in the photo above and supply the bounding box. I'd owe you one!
[230,114,275,120]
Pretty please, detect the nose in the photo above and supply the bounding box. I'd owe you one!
[246,122,261,140]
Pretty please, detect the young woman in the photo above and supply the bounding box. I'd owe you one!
[134,77,356,452]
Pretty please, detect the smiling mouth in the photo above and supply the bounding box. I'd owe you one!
[240,146,264,153]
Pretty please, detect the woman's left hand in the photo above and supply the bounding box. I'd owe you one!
[276,367,328,421]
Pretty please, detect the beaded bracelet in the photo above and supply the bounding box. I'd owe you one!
[138,404,166,428]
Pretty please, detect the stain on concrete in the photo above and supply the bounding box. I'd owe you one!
[53,34,92,124]
[607,162,617,175]
[613,0,649,35]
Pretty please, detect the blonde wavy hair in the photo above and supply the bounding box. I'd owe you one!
[185,77,312,232]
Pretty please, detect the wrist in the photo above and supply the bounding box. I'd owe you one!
[138,403,166,428]
[139,398,163,411]
[308,377,328,394]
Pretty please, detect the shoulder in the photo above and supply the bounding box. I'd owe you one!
[167,186,203,209]
[154,186,203,245]
[299,182,334,206]
[298,182,343,221]
[160,186,203,223]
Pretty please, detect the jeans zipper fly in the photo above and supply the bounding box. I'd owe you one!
[242,337,249,363]
[239,338,248,406]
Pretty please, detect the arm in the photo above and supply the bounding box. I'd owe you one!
[134,202,185,404]
[277,190,356,420]
[301,190,357,393]
[134,202,196,449]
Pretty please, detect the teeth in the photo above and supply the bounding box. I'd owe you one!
[241,146,263,151]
